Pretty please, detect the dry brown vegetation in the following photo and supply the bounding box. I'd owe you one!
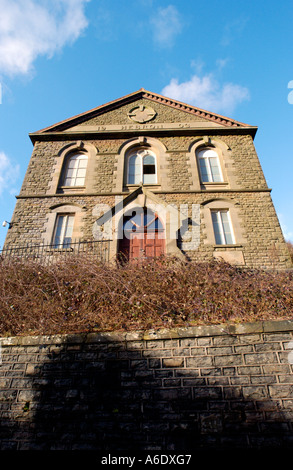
[0,253,292,337]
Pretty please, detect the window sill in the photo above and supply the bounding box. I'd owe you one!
[124,184,161,190]
[213,244,243,248]
[57,186,86,193]
[201,182,229,188]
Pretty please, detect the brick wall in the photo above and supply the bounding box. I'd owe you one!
[1,320,293,451]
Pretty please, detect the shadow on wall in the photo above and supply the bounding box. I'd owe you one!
[1,332,293,452]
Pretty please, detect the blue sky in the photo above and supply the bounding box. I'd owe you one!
[0,0,292,249]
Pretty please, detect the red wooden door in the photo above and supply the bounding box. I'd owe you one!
[119,209,165,261]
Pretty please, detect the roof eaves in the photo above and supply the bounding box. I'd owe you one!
[141,89,251,128]
[33,88,147,134]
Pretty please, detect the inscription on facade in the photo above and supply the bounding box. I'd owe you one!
[65,121,221,133]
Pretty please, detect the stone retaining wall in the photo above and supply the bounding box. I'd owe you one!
[1,320,293,451]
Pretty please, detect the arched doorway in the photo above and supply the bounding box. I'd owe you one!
[118,208,165,261]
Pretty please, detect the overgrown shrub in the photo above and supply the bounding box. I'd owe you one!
[0,255,292,337]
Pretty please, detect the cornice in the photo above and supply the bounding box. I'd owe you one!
[29,125,258,144]
[15,188,272,199]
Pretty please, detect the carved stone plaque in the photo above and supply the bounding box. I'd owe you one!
[127,105,157,123]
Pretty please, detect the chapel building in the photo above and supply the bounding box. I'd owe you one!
[3,89,292,270]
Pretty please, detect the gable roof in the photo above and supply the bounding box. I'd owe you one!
[30,88,257,139]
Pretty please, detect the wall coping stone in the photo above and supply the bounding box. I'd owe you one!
[1,319,293,346]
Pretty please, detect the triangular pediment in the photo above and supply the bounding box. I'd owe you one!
[30,88,256,140]
[94,185,179,228]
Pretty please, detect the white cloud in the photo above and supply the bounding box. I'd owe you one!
[161,73,250,115]
[0,0,90,77]
[0,151,20,196]
[221,18,248,47]
[150,5,183,48]
[215,58,230,70]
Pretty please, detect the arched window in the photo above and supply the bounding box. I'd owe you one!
[123,209,164,233]
[201,198,244,248]
[211,209,235,245]
[52,213,75,247]
[197,148,223,183]
[127,149,157,184]
[62,153,88,187]
[119,208,165,260]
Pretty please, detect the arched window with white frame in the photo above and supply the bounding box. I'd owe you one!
[127,149,157,185]
[52,213,75,247]
[62,153,88,187]
[197,148,223,183]
[211,209,235,245]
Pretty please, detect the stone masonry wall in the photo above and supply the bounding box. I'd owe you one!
[4,190,291,269]
[4,100,291,270]
[19,133,267,196]
[1,320,293,451]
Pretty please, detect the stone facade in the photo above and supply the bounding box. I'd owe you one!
[3,89,292,269]
[1,320,293,450]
